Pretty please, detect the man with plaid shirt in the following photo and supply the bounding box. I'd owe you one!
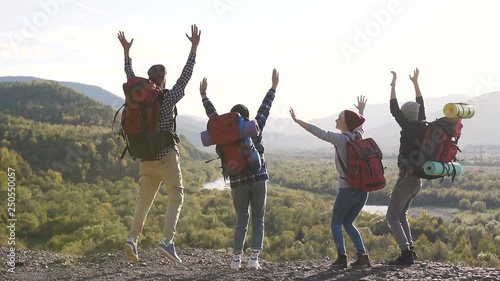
[198,69,279,270]
[117,25,200,264]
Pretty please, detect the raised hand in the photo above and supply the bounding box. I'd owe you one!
[199,78,208,97]
[117,31,133,52]
[272,69,279,90]
[409,68,419,83]
[390,71,397,86]
[354,95,367,114]
[186,24,201,49]
[289,107,298,122]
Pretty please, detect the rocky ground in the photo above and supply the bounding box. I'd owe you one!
[1,247,499,281]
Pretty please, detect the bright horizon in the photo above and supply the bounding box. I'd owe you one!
[1,0,500,120]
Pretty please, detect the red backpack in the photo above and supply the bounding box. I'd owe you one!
[421,117,463,162]
[336,134,386,192]
[204,112,262,177]
[113,77,177,160]
[416,117,463,179]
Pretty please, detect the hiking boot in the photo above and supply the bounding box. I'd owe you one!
[410,246,418,260]
[158,240,182,263]
[248,256,260,269]
[350,253,371,267]
[124,239,138,262]
[332,253,348,268]
[231,254,241,270]
[391,250,415,265]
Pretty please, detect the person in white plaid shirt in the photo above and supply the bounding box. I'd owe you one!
[118,25,200,264]
[199,69,279,270]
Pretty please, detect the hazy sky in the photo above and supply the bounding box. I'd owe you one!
[1,0,499,120]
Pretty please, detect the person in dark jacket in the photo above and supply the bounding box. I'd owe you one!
[386,68,428,265]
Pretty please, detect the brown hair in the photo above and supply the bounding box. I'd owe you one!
[147,64,166,88]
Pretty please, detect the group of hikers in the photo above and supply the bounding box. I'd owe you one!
[117,24,433,270]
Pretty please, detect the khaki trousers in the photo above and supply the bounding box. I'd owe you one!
[128,150,184,239]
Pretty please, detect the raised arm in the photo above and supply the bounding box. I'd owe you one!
[168,24,201,104]
[117,31,135,79]
[290,107,344,146]
[354,95,367,116]
[389,71,409,128]
[254,69,279,131]
[409,67,426,121]
[200,78,218,118]
[353,95,367,137]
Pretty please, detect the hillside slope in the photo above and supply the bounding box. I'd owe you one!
[0,76,124,109]
[0,81,114,127]
[3,248,498,281]
[0,81,214,183]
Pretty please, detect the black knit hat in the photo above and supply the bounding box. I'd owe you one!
[230,104,249,119]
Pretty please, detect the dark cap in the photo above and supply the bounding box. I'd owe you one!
[230,104,250,119]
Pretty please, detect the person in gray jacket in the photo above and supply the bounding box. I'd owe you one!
[289,96,371,268]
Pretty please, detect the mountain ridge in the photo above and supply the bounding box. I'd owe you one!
[2,76,498,150]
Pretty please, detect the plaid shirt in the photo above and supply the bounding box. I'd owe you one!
[125,53,196,160]
[202,89,276,188]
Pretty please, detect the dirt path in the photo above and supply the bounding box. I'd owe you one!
[2,248,499,281]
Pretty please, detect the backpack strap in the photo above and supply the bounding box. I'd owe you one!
[120,145,129,160]
[112,104,125,131]
[334,133,353,179]
[173,106,178,132]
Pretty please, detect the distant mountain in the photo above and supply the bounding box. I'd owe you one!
[176,93,500,152]
[176,115,212,152]
[0,76,123,109]
[3,76,496,151]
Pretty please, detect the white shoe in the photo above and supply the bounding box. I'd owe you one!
[231,254,241,270]
[249,257,260,269]
[124,239,138,262]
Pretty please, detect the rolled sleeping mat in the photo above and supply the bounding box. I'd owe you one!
[242,119,260,138]
[443,103,475,119]
[200,130,212,147]
[200,120,261,147]
[423,161,463,177]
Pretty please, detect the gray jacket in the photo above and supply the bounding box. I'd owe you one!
[306,124,364,189]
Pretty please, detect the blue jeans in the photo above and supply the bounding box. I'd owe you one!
[231,180,267,253]
[331,188,368,255]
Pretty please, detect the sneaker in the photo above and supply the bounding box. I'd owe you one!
[332,253,348,268]
[391,250,415,265]
[248,256,260,269]
[410,246,419,260]
[350,253,371,267]
[158,240,182,263]
[124,239,138,262]
[231,254,241,270]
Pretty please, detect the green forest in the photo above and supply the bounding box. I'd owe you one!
[0,81,499,268]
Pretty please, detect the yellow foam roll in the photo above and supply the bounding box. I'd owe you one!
[443,103,475,119]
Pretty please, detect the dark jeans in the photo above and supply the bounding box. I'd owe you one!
[231,180,267,253]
